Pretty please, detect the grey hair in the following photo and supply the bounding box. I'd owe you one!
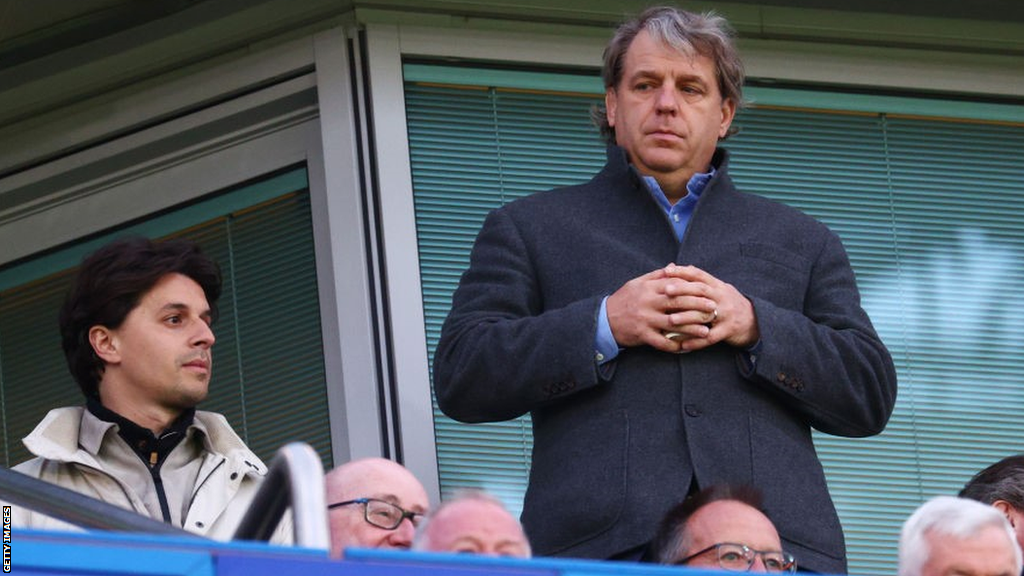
[592,5,746,145]
[411,489,532,557]
[898,496,1023,576]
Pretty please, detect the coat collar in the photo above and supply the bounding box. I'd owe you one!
[21,406,266,476]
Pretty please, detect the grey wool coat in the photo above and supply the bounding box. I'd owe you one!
[433,145,898,574]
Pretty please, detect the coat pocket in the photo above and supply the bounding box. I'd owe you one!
[732,242,812,310]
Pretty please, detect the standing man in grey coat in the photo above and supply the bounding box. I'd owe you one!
[432,5,897,574]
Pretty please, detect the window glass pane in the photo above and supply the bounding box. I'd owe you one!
[0,169,331,470]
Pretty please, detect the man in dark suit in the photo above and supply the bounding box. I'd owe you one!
[432,6,897,573]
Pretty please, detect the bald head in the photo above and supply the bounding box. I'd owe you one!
[325,458,429,558]
[413,492,531,558]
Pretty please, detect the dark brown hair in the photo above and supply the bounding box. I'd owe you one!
[59,236,222,398]
[649,484,765,564]
[960,454,1024,509]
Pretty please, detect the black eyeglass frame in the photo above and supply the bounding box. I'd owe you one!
[327,497,423,530]
[675,542,797,573]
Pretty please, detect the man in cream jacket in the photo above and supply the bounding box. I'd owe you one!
[11,236,286,542]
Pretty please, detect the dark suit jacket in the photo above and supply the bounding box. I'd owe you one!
[433,146,897,574]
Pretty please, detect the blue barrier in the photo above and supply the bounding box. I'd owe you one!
[13,528,731,576]
[13,529,325,575]
[345,548,696,575]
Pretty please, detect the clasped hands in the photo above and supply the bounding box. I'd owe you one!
[606,263,760,353]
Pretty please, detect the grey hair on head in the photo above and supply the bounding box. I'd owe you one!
[898,496,1022,576]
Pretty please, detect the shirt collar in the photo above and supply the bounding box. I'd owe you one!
[86,397,196,464]
[642,166,716,210]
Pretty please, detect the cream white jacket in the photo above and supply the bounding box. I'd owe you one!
[10,406,290,543]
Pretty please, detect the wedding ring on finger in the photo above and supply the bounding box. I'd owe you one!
[706,308,719,327]
[664,331,684,342]
[663,330,690,353]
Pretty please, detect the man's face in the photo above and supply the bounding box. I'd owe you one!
[94,273,215,422]
[327,459,430,558]
[675,500,785,572]
[421,499,530,557]
[605,29,736,190]
[921,525,1019,576]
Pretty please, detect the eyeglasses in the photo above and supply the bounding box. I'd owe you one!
[327,498,423,530]
[675,542,796,573]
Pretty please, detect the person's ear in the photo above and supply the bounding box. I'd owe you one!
[718,98,737,138]
[89,326,121,365]
[605,88,618,129]
[993,500,1021,526]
